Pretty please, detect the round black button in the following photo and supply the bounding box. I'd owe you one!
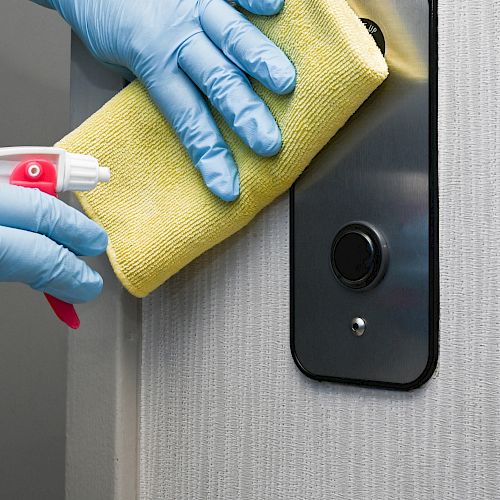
[331,223,387,290]
[334,232,375,281]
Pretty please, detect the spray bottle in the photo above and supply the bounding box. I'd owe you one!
[0,147,110,329]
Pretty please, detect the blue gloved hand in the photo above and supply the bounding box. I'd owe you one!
[0,185,108,303]
[33,0,296,202]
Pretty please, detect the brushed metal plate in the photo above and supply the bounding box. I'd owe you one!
[291,0,438,389]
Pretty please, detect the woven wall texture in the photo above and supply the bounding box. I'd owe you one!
[140,2,500,498]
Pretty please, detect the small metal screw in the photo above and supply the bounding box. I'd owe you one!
[351,317,366,336]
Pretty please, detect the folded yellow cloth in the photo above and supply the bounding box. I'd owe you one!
[56,0,388,298]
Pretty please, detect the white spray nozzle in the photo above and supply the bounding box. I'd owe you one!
[98,166,111,183]
[63,152,110,192]
[0,147,110,193]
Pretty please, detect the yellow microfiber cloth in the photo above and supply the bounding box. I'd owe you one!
[56,0,388,298]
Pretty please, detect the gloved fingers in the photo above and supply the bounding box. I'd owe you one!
[231,0,284,16]
[142,68,240,202]
[178,32,281,156]
[0,185,108,257]
[201,0,296,95]
[0,225,103,303]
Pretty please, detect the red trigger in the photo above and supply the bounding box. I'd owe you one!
[9,159,58,197]
[9,158,80,330]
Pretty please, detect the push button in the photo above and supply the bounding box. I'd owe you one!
[331,223,388,290]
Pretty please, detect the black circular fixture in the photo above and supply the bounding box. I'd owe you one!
[360,18,386,55]
[331,223,388,290]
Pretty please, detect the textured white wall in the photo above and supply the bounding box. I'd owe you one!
[140,2,500,498]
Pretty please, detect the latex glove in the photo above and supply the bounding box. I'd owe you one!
[33,0,296,202]
[0,185,108,303]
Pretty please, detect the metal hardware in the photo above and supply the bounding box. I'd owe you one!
[291,0,438,389]
[351,317,367,336]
